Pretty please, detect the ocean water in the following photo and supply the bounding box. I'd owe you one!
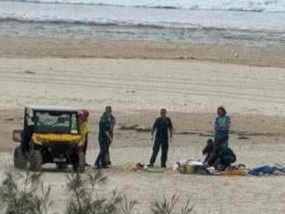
[0,0,285,46]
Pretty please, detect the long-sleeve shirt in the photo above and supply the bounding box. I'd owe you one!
[215,116,231,131]
[214,116,231,140]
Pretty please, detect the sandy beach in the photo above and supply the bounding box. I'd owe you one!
[1,36,285,213]
[2,36,285,68]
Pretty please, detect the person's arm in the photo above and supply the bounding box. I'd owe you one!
[214,117,219,130]
[202,145,209,155]
[105,131,112,142]
[105,125,113,143]
[80,123,88,143]
[102,121,113,142]
[112,115,116,126]
[225,116,231,130]
[168,118,173,138]
[151,119,158,137]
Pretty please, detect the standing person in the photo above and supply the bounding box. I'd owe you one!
[148,108,173,168]
[214,106,231,148]
[78,110,89,165]
[100,106,116,165]
[94,107,113,168]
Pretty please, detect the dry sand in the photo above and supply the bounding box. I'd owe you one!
[1,36,285,213]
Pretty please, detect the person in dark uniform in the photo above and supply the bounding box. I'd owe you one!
[94,113,112,169]
[202,139,214,164]
[100,106,116,166]
[214,146,236,171]
[206,145,236,171]
[148,108,173,168]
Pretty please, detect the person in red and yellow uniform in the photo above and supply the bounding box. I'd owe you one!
[78,110,89,165]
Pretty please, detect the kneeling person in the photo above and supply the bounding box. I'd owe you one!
[214,146,236,171]
[202,139,214,164]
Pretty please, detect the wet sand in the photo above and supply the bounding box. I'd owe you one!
[1,36,285,67]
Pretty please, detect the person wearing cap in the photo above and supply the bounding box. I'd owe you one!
[94,106,114,168]
[148,108,173,168]
[99,106,116,165]
[214,106,231,148]
[78,110,89,165]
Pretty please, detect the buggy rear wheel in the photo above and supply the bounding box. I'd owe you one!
[14,146,27,169]
[30,150,42,172]
[73,152,85,173]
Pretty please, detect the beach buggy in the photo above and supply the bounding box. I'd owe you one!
[13,105,86,172]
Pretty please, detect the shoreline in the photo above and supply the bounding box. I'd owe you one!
[2,36,285,68]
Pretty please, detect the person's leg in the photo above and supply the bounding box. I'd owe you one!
[105,130,114,165]
[83,134,90,166]
[101,142,110,168]
[105,150,111,165]
[224,135,229,147]
[94,139,109,167]
[207,151,218,166]
[149,140,160,166]
[94,140,104,167]
[213,158,225,171]
[161,142,169,168]
[83,134,88,154]
[216,133,229,148]
[221,156,235,168]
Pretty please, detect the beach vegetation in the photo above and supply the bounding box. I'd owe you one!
[0,170,194,214]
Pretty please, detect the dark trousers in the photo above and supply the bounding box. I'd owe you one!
[104,131,113,165]
[83,134,88,155]
[105,150,111,164]
[150,139,169,167]
[95,138,110,167]
[215,132,229,148]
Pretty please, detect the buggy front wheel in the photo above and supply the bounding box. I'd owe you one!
[14,146,27,169]
[30,150,42,172]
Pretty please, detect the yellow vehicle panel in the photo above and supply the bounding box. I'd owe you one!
[32,133,82,145]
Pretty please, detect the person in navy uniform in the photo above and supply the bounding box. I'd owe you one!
[148,108,173,168]
[99,106,116,166]
[94,107,113,169]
